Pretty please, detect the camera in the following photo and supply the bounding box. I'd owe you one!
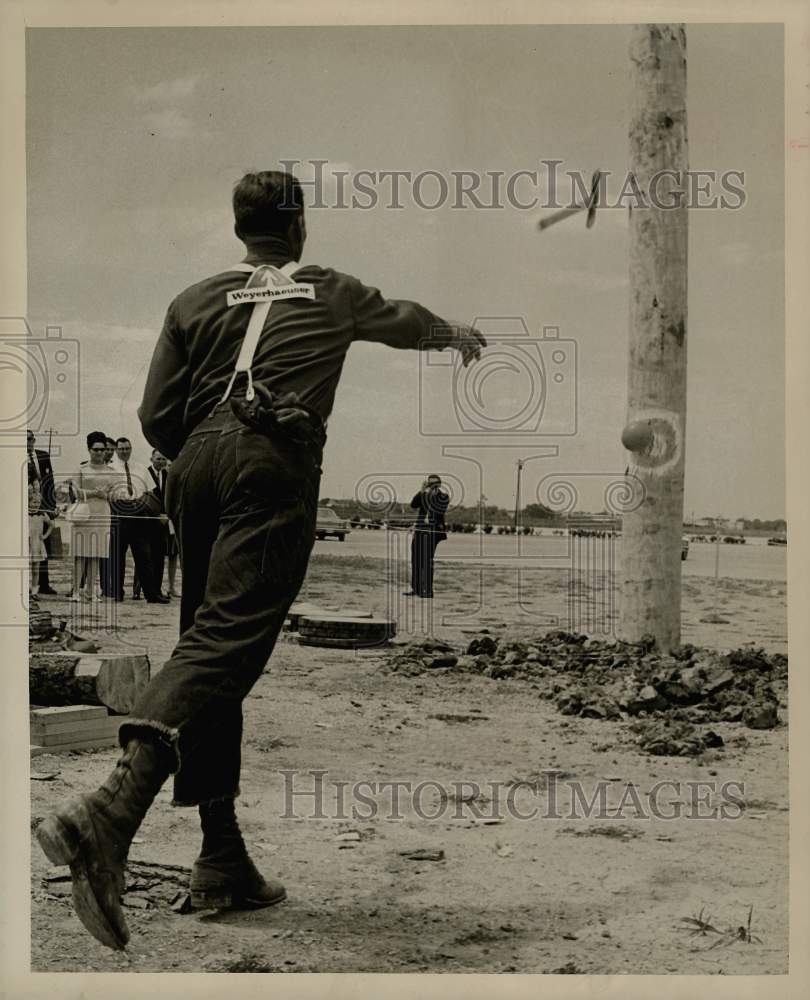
[418,319,577,439]
[0,318,80,438]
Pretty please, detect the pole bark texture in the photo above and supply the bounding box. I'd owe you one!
[620,24,688,652]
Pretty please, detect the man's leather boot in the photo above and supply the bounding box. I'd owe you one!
[36,738,172,950]
[190,797,286,910]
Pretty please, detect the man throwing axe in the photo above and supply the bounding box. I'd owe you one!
[36,170,486,949]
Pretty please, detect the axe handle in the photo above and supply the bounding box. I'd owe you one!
[538,206,584,230]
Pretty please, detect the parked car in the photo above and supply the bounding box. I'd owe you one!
[316,507,350,541]
[681,536,689,560]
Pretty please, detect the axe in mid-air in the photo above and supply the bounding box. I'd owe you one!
[538,169,603,232]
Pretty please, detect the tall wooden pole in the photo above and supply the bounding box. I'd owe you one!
[620,25,688,652]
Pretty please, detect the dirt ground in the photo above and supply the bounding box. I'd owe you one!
[29,547,788,974]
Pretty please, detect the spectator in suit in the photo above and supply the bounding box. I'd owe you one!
[27,430,58,595]
[108,437,168,604]
[152,450,181,596]
[28,469,53,603]
[133,449,173,600]
[164,484,181,597]
[405,474,449,598]
[91,436,117,595]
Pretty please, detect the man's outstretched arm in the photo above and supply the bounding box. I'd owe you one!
[138,303,190,461]
[348,277,486,367]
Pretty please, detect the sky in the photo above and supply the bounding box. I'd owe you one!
[24,24,785,519]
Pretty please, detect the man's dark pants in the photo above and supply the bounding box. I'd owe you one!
[411,529,443,598]
[147,522,167,593]
[119,405,320,806]
[132,523,167,597]
[109,516,162,602]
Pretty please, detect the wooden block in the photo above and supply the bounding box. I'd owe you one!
[30,705,108,724]
[35,720,122,747]
[29,652,150,714]
[31,716,122,738]
[74,654,150,714]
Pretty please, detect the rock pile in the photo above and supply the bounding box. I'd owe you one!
[386,630,786,752]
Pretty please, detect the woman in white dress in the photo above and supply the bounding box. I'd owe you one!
[65,431,118,602]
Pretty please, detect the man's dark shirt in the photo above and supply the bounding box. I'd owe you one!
[147,465,168,515]
[410,488,449,536]
[139,236,457,460]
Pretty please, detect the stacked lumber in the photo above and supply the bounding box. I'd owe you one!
[30,705,125,757]
[297,614,396,649]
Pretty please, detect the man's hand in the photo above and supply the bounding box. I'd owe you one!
[272,390,314,434]
[451,325,487,367]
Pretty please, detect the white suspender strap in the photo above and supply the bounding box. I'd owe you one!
[220,260,312,403]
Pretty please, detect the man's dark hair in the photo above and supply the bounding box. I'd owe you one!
[115,437,131,446]
[105,437,116,446]
[233,171,304,237]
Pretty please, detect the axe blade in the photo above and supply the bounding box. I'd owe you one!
[585,169,602,229]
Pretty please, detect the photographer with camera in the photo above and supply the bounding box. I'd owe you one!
[36,169,486,951]
[404,474,450,598]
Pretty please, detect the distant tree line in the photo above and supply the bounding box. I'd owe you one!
[320,498,786,534]
[740,518,786,532]
[320,498,602,529]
